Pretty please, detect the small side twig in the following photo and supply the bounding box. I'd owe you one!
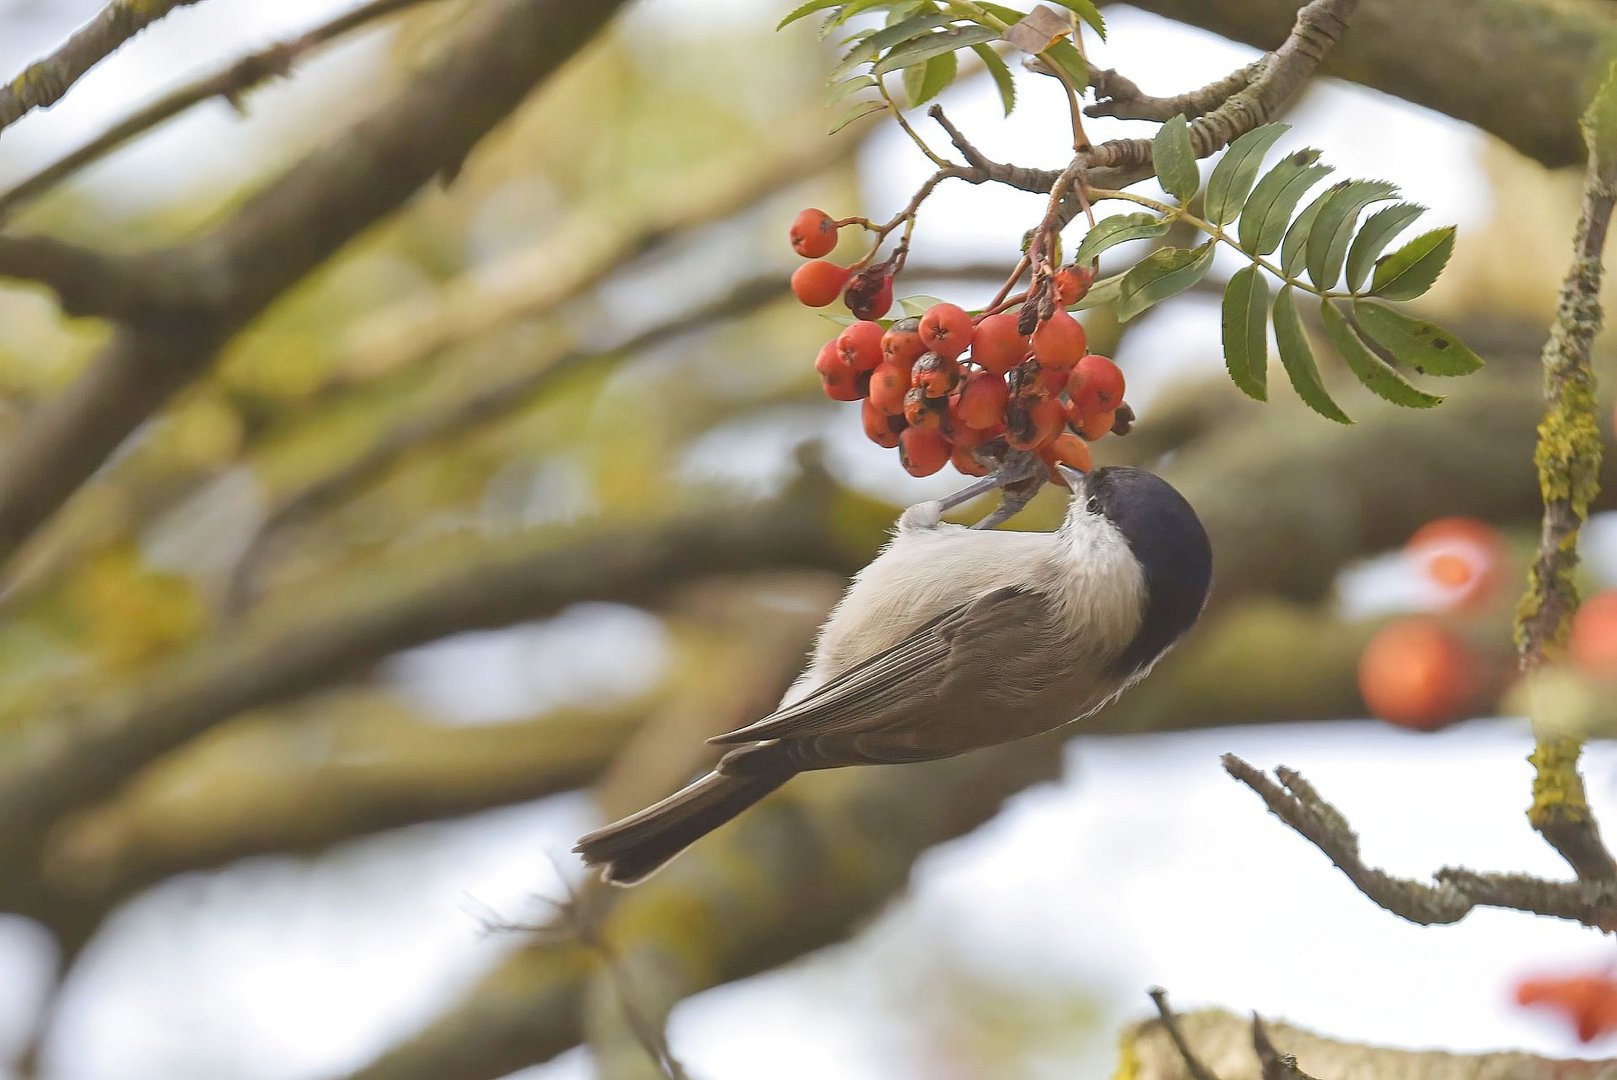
[1253,1014,1320,1080]
[1148,988,1222,1080]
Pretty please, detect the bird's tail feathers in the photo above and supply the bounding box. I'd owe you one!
[574,749,791,885]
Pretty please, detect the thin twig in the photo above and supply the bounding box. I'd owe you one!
[0,0,445,220]
[0,0,206,134]
[1514,62,1617,882]
[1253,1014,1320,1080]
[1148,987,1222,1080]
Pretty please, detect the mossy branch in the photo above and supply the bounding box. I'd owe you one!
[1514,63,1617,882]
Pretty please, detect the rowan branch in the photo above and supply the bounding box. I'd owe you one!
[1087,60,1268,122]
[1514,63,1617,882]
[0,0,206,133]
[0,0,447,221]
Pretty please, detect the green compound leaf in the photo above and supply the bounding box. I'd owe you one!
[1344,202,1425,292]
[1152,114,1199,204]
[1116,242,1215,321]
[1351,301,1484,376]
[1368,226,1455,301]
[1204,123,1289,226]
[1272,286,1351,423]
[971,43,1016,116]
[1072,212,1171,265]
[1319,299,1442,408]
[1221,265,1269,402]
[1238,149,1332,256]
[1306,179,1398,290]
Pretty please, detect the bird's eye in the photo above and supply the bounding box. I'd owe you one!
[1086,495,1102,515]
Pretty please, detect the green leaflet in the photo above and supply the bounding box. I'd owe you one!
[1368,226,1455,301]
[867,11,952,51]
[971,43,1016,116]
[1116,242,1215,321]
[1319,300,1442,408]
[874,24,998,74]
[1042,39,1087,87]
[1238,149,1332,256]
[903,47,958,105]
[829,100,885,134]
[1272,286,1351,423]
[1279,187,1329,278]
[1305,180,1398,289]
[1152,114,1199,204]
[1044,0,1106,38]
[826,75,876,105]
[1072,212,1170,265]
[1344,203,1424,293]
[1221,265,1269,402]
[1204,123,1289,226]
[1069,272,1121,311]
[1351,301,1484,376]
[779,0,843,30]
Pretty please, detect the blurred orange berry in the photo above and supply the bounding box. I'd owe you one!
[1358,616,1478,730]
[1404,516,1505,611]
[1516,972,1617,1043]
[1571,591,1617,678]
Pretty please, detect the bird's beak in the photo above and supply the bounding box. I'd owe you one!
[1055,463,1087,493]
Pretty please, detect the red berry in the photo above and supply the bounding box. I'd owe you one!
[815,339,862,401]
[882,317,926,370]
[1004,396,1065,451]
[1571,591,1617,678]
[1077,407,1116,442]
[970,312,1030,376]
[862,398,904,448]
[918,303,974,360]
[911,353,960,397]
[951,420,1003,450]
[1053,264,1095,306]
[836,320,885,372]
[868,361,909,415]
[791,261,850,307]
[1358,617,1478,730]
[1030,309,1087,371]
[844,267,894,320]
[951,444,991,477]
[1068,354,1125,417]
[955,369,1009,430]
[899,426,951,477]
[790,208,839,258]
[1039,432,1094,480]
[903,387,946,431]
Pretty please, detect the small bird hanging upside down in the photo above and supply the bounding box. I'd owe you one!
[575,462,1212,884]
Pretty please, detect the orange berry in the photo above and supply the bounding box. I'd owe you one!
[970,312,1030,375]
[1069,354,1125,416]
[790,208,838,258]
[903,387,945,431]
[951,444,991,477]
[868,361,909,415]
[815,339,861,401]
[1030,309,1087,370]
[1357,616,1478,730]
[1571,591,1617,678]
[1053,263,1095,306]
[919,303,974,360]
[911,353,961,397]
[1404,516,1505,611]
[1039,431,1094,479]
[1077,407,1116,441]
[1004,396,1065,451]
[862,398,904,448]
[955,369,1009,430]
[882,317,925,370]
[836,320,885,372]
[899,426,950,477]
[1035,363,1069,397]
[791,261,850,307]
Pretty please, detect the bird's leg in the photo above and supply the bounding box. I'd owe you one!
[969,448,1043,530]
[899,448,1043,530]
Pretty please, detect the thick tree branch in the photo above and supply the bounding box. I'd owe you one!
[0,0,447,221]
[1087,62,1268,123]
[0,0,205,133]
[1129,0,1617,169]
[0,0,634,573]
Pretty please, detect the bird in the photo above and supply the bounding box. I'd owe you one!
[575,463,1212,885]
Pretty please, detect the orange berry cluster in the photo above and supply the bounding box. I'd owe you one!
[790,209,1128,482]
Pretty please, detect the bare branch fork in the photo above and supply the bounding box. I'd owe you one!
[1222,63,1617,931]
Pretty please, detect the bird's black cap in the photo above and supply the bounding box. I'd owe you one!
[1087,466,1213,675]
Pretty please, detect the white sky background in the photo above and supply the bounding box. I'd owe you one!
[0,1,1616,1079]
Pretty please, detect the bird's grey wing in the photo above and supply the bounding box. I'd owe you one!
[708,585,1063,747]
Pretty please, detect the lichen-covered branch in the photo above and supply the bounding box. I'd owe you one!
[0,0,205,133]
[1087,61,1267,122]
[0,0,446,221]
[1514,63,1617,882]
[1120,1006,1617,1079]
